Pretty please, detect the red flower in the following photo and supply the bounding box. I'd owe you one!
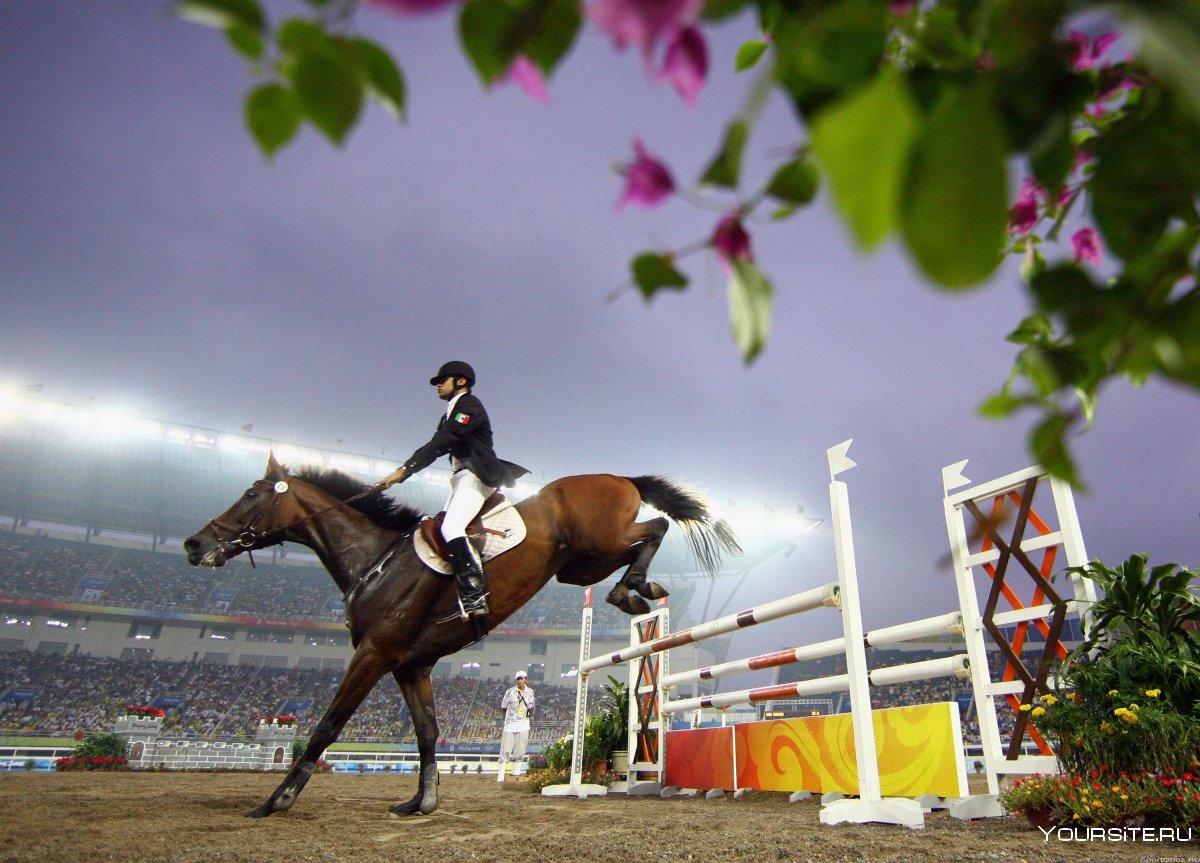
[711,212,753,271]
[616,139,675,211]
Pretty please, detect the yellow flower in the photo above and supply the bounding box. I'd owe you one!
[1072,813,1080,820]
[1019,703,1032,712]
[1129,703,1139,712]
[1040,694,1057,706]
[1032,706,1046,717]
[1145,688,1161,698]
[1111,786,1120,792]
[1120,794,1129,800]
[1100,721,1111,732]
[1107,689,1119,696]
[1093,800,1103,808]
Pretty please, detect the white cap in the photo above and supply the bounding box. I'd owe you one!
[514,670,527,679]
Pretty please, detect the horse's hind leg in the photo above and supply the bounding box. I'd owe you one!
[607,517,670,615]
[247,647,386,818]
[389,668,439,816]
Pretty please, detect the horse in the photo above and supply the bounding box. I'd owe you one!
[184,452,740,818]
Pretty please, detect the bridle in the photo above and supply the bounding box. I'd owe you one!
[203,477,386,567]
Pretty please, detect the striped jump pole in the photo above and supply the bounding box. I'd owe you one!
[663,654,970,715]
[580,582,840,676]
[660,611,963,689]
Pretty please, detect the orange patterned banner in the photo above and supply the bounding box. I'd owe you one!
[664,702,966,798]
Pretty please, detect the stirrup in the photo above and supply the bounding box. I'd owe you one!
[437,592,489,625]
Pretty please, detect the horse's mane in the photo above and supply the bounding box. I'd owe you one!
[292,467,425,533]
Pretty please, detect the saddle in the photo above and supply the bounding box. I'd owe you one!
[419,490,510,562]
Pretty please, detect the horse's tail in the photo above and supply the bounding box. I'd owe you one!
[626,475,742,575]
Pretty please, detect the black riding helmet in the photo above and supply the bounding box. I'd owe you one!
[429,360,476,386]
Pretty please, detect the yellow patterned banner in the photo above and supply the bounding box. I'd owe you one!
[665,702,967,798]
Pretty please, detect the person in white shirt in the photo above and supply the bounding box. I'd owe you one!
[499,670,535,769]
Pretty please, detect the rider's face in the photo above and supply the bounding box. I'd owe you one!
[435,376,459,400]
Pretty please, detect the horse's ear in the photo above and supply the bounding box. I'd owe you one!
[265,450,286,480]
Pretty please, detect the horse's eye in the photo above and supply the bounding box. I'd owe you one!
[244,490,258,500]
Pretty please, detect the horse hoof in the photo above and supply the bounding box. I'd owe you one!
[245,802,276,818]
[636,581,669,600]
[620,594,651,615]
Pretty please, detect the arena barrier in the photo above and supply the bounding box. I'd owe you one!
[545,440,1096,827]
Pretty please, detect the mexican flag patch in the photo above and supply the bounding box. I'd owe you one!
[452,412,471,425]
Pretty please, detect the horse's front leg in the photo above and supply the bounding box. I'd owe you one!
[389,668,439,816]
[247,647,387,818]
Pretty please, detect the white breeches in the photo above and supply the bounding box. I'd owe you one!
[441,469,493,541]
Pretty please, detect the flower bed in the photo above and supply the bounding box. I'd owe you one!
[259,715,298,727]
[54,755,129,772]
[1001,768,1200,828]
[125,706,165,718]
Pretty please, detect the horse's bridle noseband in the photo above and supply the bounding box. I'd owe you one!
[204,479,291,566]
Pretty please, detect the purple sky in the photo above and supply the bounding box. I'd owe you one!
[2,2,1197,658]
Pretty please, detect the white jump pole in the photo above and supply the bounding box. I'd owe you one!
[541,588,607,798]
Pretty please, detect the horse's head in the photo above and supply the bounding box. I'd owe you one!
[184,452,300,567]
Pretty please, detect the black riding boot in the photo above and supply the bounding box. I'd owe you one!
[444,536,489,617]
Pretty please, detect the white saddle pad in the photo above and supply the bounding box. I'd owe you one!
[413,502,528,575]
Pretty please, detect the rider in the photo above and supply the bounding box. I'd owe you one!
[382,361,526,617]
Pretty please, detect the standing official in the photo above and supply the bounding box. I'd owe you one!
[499,670,535,770]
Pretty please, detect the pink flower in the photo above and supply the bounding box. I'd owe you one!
[616,138,674,212]
[711,213,752,270]
[1007,178,1043,235]
[659,26,707,107]
[366,0,460,13]
[496,55,549,104]
[1071,227,1102,264]
[588,0,703,60]
[889,0,916,14]
[1068,30,1119,71]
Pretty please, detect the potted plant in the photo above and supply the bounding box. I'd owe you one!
[593,675,629,774]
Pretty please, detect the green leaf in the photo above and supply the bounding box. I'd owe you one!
[702,0,750,22]
[1006,314,1053,345]
[772,0,888,93]
[522,0,582,77]
[699,120,748,189]
[1028,113,1074,201]
[350,38,406,119]
[1030,413,1080,486]
[277,18,326,55]
[901,86,1008,287]
[728,260,773,362]
[765,158,819,206]
[289,45,364,145]
[175,0,264,32]
[244,83,302,158]
[225,23,264,60]
[810,69,920,249]
[459,0,522,85]
[978,390,1027,418]
[1091,93,1200,262]
[631,253,689,300]
[735,40,768,73]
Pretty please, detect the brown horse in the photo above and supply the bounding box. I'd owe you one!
[184,453,739,817]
